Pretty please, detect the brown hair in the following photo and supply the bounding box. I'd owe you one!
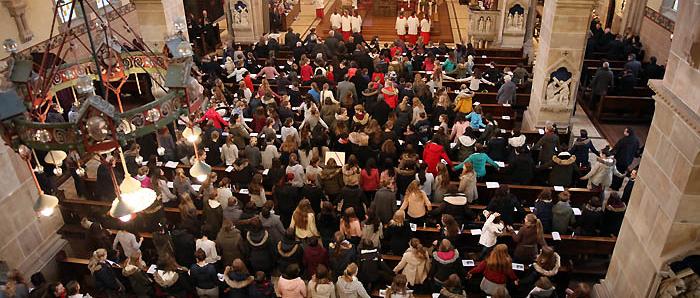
[536,246,557,271]
[410,238,427,260]
[485,244,512,273]
[292,199,313,230]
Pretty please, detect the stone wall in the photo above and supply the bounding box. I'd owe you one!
[0,144,66,280]
[639,13,673,64]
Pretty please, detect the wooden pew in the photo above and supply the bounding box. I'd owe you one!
[595,94,655,122]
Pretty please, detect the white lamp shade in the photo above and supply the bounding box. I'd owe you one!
[34,193,59,216]
[44,150,67,165]
[190,160,211,181]
[119,175,142,194]
[109,198,133,219]
[118,176,157,213]
[182,126,202,143]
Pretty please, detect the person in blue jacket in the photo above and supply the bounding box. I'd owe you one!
[465,104,486,129]
[454,144,500,178]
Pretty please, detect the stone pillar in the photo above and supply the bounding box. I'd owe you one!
[521,0,597,130]
[595,2,700,297]
[618,0,647,35]
[522,0,538,61]
[0,144,66,279]
[226,0,268,43]
[1,0,33,42]
[133,0,188,51]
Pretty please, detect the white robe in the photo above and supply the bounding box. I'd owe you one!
[351,16,362,33]
[330,13,342,29]
[407,16,419,35]
[395,17,408,35]
[420,19,431,32]
[341,15,352,31]
[314,0,324,9]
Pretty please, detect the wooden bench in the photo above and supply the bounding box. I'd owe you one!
[595,95,655,122]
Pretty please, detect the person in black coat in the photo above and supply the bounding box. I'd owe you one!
[429,239,465,289]
[616,69,636,95]
[589,62,614,108]
[577,197,604,236]
[171,228,196,268]
[486,185,523,226]
[276,229,304,274]
[508,147,534,185]
[89,249,123,297]
[384,210,413,255]
[620,169,637,203]
[569,129,599,169]
[300,175,326,214]
[610,127,639,189]
[356,240,394,289]
[95,156,123,201]
[486,135,508,162]
[340,184,367,220]
[243,219,277,274]
[273,175,300,227]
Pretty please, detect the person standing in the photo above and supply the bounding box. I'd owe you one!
[395,12,408,41]
[496,74,517,104]
[406,12,420,44]
[610,127,639,189]
[420,15,431,43]
[330,10,342,31]
[341,11,352,41]
[315,0,325,19]
[589,61,614,108]
[351,11,362,35]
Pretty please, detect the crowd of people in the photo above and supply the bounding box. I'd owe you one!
[3,17,646,298]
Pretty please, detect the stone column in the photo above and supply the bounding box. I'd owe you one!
[522,0,537,61]
[595,1,700,297]
[132,0,188,50]
[1,0,33,42]
[618,0,647,35]
[521,0,597,130]
[0,144,66,280]
[227,0,268,43]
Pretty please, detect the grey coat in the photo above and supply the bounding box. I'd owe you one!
[496,80,517,104]
[590,68,614,95]
[337,80,358,103]
[370,187,397,225]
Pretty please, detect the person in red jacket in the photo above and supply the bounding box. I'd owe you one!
[300,60,313,83]
[199,107,230,129]
[422,136,453,176]
[302,237,328,278]
[381,82,399,109]
[467,244,519,296]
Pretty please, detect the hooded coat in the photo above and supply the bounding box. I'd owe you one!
[429,249,464,284]
[569,137,599,166]
[320,166,344,196]
[533,133,559,165]
[303,244,329,277]
[546,154,578,187]
[243,230,276,273]
[216,227,244,266]
[276,238,304,273]
[154,269,191,297]
[122,263,151,297]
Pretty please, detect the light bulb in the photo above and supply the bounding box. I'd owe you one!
[186,135,198,143]
[157,147,166,156]
[34,165,44,174]
[119,214,132,222]
[53,167,63,176]
[40,208,55,217]
[76,167,86,177]
[196,175,207,182]
[135,155,144,165]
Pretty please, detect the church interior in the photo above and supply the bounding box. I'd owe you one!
[0,0,698,297]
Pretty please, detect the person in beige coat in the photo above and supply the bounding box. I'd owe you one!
[393,238,431,286]
[399,180,433,223]
[579,148,625,190]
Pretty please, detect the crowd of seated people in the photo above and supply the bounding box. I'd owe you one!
[8,26,643,298]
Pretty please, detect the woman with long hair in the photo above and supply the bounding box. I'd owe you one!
[340,207,363,245]
[399,180,432,224]
[385,274,412,298]
[152,168,177,206]
[439,214,461,244]
[88,248,124,297]
[513,214,547,264]
[173,167,198,199]
[433,163,451,203]
[249,173,267,207]
[291,199,320,239]
[178,193,200,234]
[329,232,357,281]
[223,259,254,297]
[468,244,518,296]
[342,155,361,187]
[316,201,340,248]
[393,238,430,287]
[308,264,336,298]
[479,211,505,259]
[360,158,380,203]
[360,209,383,248]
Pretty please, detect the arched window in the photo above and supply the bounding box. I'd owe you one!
[55,0,118,23]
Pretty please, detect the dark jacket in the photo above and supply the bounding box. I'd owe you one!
[545,154,579,187]
[203,201,223,239]
[590,67,614,95]
[508,152,534,185]
[569,137,599,167]
[578,203,604,236]
[329,242,357,280]
[612,134,640,172]
[429,250,464,284]
[303,244,329,277]
[340,185,367,219]
[320,166,344,195]
[534,200,554,233]
[243,230,276,273]
[512,224,546,264]
[432,194,474,225]
[357,248,393,284]
[316,211,340,245]
[122,264,151,297]
[370,187,398,225]
[216,227,245,266]
[276,238,303,273]
[171,229,196,267]
[384,223,412,255]
[301,184,325,214]
[533,133,559,165]
[274,183,299,225]
[92,262,122,291]
[486,137,508,162]
[248,280,275,298]
[189,263,218,290]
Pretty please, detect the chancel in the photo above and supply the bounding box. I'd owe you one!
[0,0,697,297]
